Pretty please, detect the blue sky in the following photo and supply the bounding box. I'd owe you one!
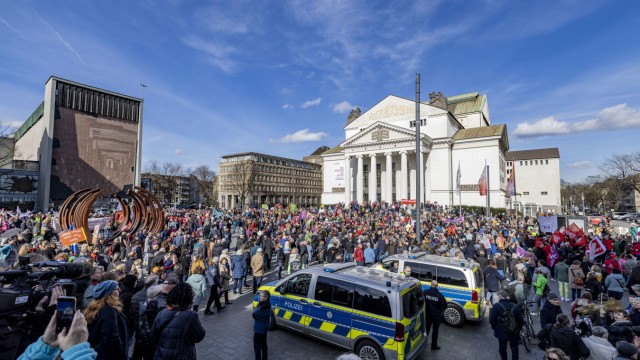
[1,1,639,183]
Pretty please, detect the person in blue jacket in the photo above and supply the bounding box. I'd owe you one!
[231,250,247,294]
[19,310,97,360]
[253,290,272,360]
[363,243,376,266]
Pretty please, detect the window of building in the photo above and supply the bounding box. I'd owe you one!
[376,163,381,190]
[520,161,523,166]
[363,164,369,189]
[523,191,529,195]
[545,159,548,165]
[535,160,538,165]
[541,191,548,195]
[392,162,396,188]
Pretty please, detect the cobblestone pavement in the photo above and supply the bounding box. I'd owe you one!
[193,235,583,359]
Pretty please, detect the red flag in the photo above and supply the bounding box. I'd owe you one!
[573,235,587,248]
[587,237,606,261]
[478,166,488,196]
[551,230,563,245]
[565,223,584,240]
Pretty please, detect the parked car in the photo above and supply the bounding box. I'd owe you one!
[612,212,629,220]
[620,213,640,222]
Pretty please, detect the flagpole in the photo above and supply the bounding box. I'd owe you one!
[486,160,490,218]
[414,73,421,243]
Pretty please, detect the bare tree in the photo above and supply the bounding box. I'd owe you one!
[143,160,184,204]
[224,161,255,209]
[601,152,640,193]
[187,165,217,206]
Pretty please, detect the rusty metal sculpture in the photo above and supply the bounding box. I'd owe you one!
[58,187,165,242]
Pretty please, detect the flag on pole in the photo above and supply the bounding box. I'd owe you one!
[515,245,526,258]
[547,245,559,268]
[478,165,488,196]
[587,236,606,261]
[456,161,461,196]
[506,164,516,198]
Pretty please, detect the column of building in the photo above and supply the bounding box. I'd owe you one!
[356,155,364,203]
[369,154,377,202]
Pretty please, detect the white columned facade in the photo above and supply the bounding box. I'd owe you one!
[369,154,377,203]
[385,152,392,202]
[356,155,364,204]
[344,156,351,203]
[400,151,408,200]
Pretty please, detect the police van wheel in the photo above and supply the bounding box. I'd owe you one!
[443,304,465,327]
[355,339,385,360]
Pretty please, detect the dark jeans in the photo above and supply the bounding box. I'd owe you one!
[131,340,154,360]
[233,278,243,293]
[205,285,222,311]
[221,290,230,303]
[425,318,441,348]
[498,339,518,360]
[571,288,582,301]
[254,332,268,360]
[253,276,263,294]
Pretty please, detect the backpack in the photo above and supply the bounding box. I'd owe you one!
[289,261,302,273]
[137,300,153,343]
[497,303,520,334]
[543,282,550,296]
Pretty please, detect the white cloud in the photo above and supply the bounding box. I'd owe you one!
[513,103,640,138]
[301,98,322,108]
[174,149,184,155]
[332,101,354,113]
[0,120,24,129]
[182,36,236,73]
[513,116,570,137]
[282,104,293,110]
[566,161,592,169]
[271,129,327,143]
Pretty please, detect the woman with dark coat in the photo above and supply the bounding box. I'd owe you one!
[253,290,272,360]
[151,283,206,360]
[83,280,129,360]
[537,314,590,360]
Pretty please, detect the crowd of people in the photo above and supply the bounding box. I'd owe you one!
[0,202,638,360]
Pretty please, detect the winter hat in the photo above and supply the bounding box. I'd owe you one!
[93,280,118,299]
[616,341,639,357]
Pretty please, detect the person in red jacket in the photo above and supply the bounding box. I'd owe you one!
[353,243,364,265]
[604,253,622,275]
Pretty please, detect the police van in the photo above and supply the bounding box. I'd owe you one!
[254,262,426,360]
[378,253,485,327]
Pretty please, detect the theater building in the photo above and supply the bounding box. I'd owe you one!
[321,91,560,210]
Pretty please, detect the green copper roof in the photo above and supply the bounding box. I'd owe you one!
[16,101,44,140]
[447,92,486,115]
[322,145,343,155]
[453,124,505,140]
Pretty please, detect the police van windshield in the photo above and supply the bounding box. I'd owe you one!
[402,285,424,318]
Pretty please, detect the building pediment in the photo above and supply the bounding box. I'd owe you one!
[340,121,432,150]
[345,95,448,131]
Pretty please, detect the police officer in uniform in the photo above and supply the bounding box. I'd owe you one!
[424,280,447,350]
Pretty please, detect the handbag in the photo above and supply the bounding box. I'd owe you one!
[571,269,584,286]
